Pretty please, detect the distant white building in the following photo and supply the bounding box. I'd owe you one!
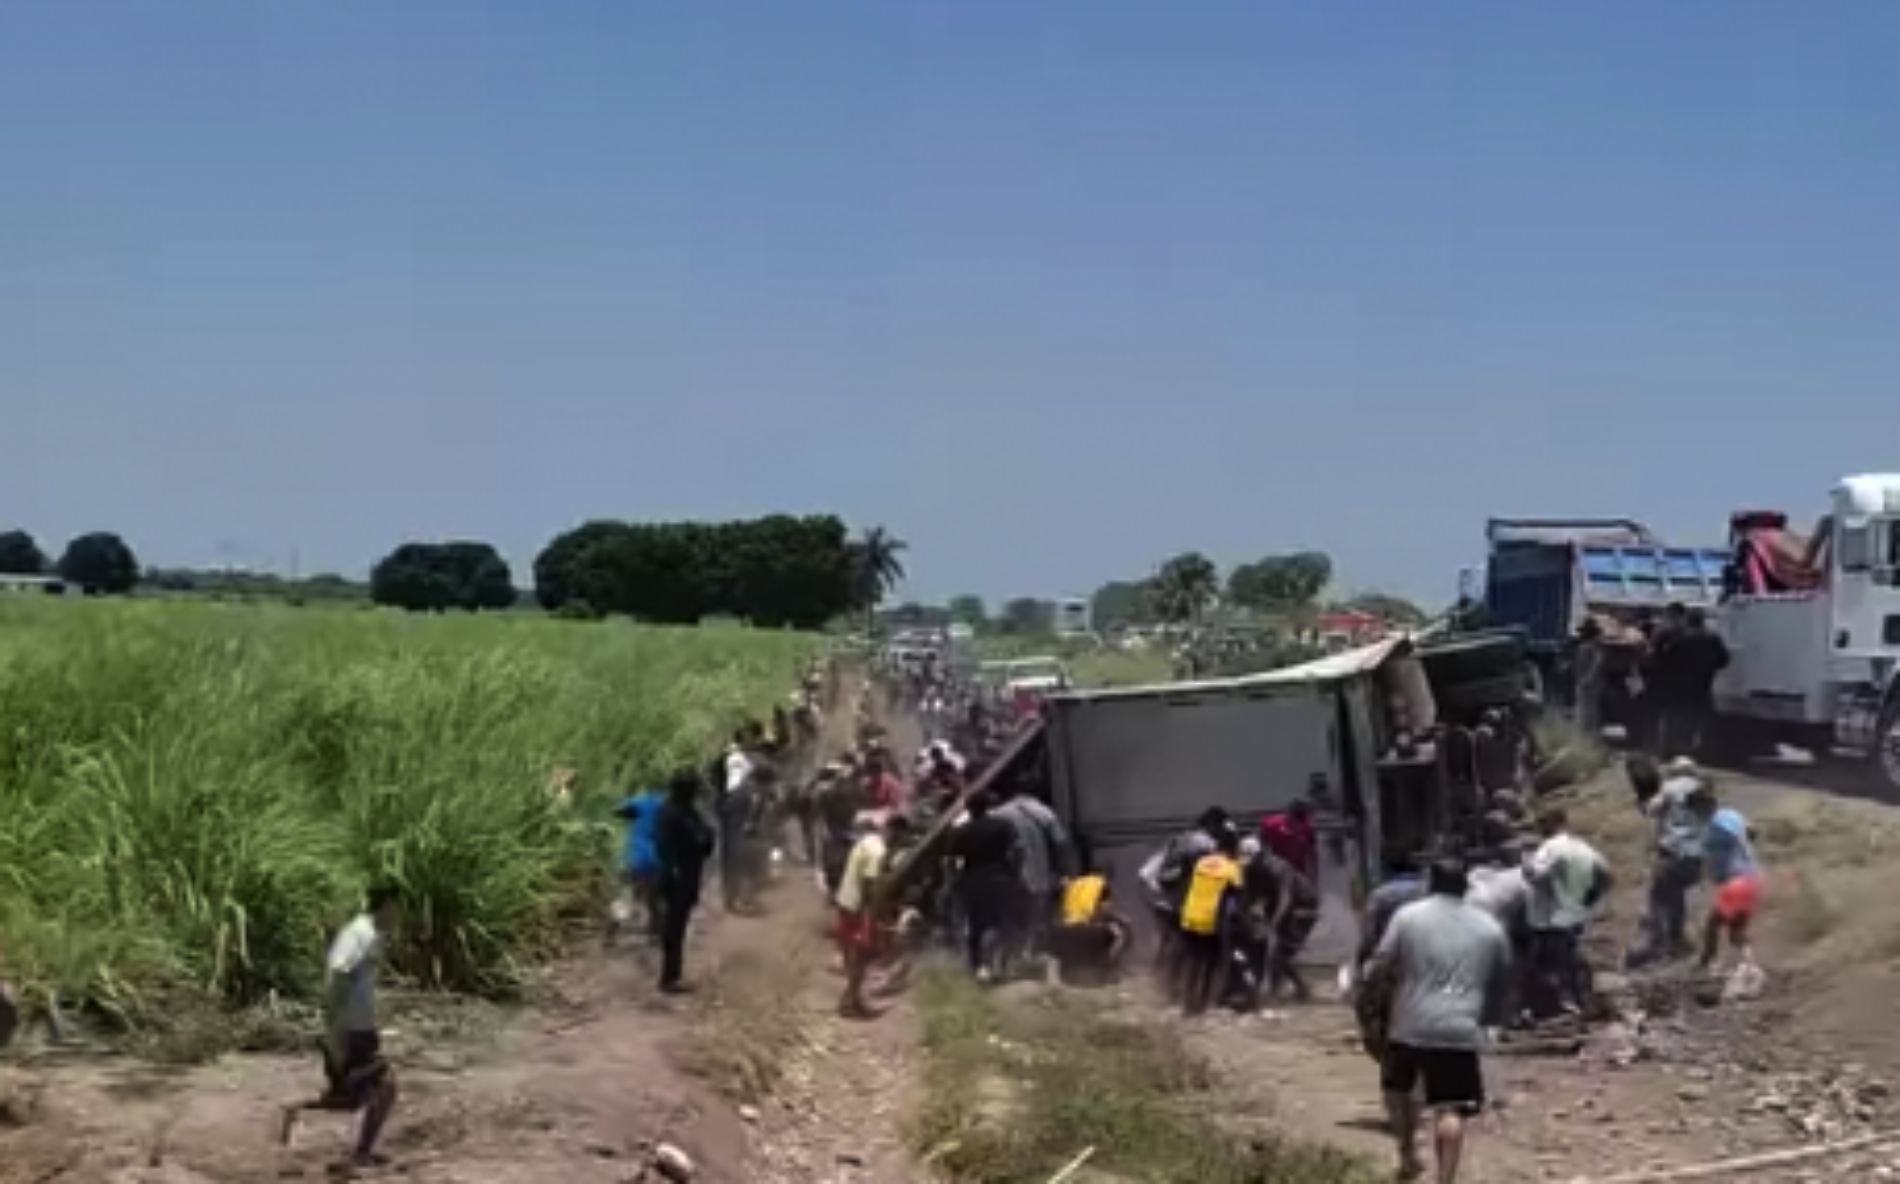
[0,574,70,596]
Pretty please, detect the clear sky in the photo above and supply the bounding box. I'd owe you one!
[5,3,1898,606]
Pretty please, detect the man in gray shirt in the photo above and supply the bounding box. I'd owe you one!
[993,787,1076,966]
[1366,859,1512,1184]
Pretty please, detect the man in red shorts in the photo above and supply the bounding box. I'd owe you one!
[833,812,910,1018]
[1691,787,1762,978]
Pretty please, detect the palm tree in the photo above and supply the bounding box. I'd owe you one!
[849,526,908,628]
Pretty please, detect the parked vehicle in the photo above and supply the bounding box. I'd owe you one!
[1714,475,1900,790]
[974,656,1072,711]
[1484,517,1728,656]
[1481,516,1727,729]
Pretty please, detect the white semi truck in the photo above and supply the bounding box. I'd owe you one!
[1714,474,1900,790]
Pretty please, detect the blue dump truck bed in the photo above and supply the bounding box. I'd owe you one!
[1486,526,1727,652]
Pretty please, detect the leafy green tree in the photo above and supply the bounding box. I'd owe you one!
[370,541,515,612]
[370,543,457,611]
[438,541,517,610]
[999,597,1052,635]
[1227,551,1333,611]
[0,529,48,576]
[57,532,140,595]
[532,515,859,628]
[1148,552,1220,623]
[1090,580,1150,632]
[533,520,628,612]
[947,595,986,627]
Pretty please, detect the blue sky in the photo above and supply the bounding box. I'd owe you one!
[4,3,1898,605]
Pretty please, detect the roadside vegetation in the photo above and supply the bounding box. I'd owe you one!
[0,598,813,1038]
[910,969,1378,1184]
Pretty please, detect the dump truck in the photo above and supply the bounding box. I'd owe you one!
[1481,517,1728,728]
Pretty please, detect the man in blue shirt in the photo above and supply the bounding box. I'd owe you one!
[1692,789,1762,976]
[615,785,665,942]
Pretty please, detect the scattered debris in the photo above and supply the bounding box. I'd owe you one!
[652,1142,696,1182]
[1570,1128,1900,1182]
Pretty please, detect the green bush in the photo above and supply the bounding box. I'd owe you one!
[0,599,813,1023]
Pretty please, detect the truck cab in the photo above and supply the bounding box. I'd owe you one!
[1715,474,1900,787]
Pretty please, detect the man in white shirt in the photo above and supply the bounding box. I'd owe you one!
[1524,808,1612,1019]
[283,886,402,1167]
[724,722,762,793]
[834,813,911,1018]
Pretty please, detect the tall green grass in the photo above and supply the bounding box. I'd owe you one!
[0,598,813,1025]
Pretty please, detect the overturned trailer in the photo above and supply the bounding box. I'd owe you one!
[1013,638,1441,965]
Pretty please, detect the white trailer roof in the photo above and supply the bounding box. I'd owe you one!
[1052,635,1408,703]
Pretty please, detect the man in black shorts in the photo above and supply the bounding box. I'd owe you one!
[283,885,402,1169]
[1364,859,1511,1184]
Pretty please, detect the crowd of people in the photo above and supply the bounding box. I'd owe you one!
[1138,801,1323,1014]
[275,638,1768,1183]
[1571,600,1732,758]
[1335,753,1762,1182]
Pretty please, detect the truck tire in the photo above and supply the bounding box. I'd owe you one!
[1703,714,1760,768]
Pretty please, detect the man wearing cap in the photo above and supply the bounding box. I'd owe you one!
[1628,758,1709,967]
[1691,787,1762,978]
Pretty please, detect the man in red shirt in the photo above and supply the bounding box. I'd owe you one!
[1260,798,1319,883]
[862,748,908,816]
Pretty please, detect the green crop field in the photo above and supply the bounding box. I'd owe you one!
[0,598,814,1029]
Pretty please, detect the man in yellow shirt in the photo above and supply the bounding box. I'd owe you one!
[1052,873,1131,987]
[1179,830,1243,1016]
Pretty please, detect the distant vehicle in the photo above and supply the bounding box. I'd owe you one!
[0,574,71,597]
[1052,597,1091,638]
[1483,517,1728,657]
[1479,516,1727,726]
[1714,475,1900,790]
[980,656,1070,693]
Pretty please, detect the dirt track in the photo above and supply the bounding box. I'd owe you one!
[0,681,916,1184]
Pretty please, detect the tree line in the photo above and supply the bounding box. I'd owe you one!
[0,515,907,627]
[0,529,141,594]
[534,515,902,628]
[1092,549,1338,628]
[884,549,1424,640]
